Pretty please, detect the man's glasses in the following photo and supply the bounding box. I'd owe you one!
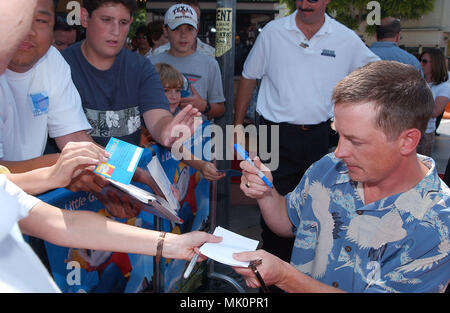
[298,0,319,3]
[420,59,429,64]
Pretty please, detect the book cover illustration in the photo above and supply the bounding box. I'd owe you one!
[95,137,182,223]
[94,137,143,185]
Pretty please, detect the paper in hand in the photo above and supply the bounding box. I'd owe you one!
[199,226,259,267]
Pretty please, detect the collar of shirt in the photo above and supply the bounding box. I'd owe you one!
[370,41,397,48]
[284,11,333,38]
[331,154,443,213]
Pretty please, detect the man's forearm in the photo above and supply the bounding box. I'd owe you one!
[233,77,257,125]
[257,189,294,238]
[54,130,96,151]
[206,102,225,119]
[1,153,59,173]
[2,131,94,174]
[151,115,174,145]
[277,260,345,293]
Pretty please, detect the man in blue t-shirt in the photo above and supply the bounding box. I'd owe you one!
[61,0,202,215]
[63,0,200,149]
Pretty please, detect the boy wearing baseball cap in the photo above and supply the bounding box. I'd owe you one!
[151,0,215,57]
[150,3,225,119]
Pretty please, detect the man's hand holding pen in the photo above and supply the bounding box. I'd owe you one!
[239,155,274,200]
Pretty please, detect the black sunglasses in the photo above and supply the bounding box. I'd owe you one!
[420,59,429,64]
[298,0,319,3]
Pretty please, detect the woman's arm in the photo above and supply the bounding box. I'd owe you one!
[19,201,221,261]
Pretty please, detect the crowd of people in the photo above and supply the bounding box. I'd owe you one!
[0,0,449,293]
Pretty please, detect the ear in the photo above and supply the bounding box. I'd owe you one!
[80,8,89,28]
[395,33,401,43]
[398,128,422,156]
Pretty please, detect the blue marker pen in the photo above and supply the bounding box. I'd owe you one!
[234,144,273,189]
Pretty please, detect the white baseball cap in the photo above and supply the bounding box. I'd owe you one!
[164,4,198,30]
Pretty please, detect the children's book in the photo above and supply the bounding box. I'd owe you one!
[104,179,183,224]
[146,155,181,212]
[95,138,182,223]
[94,137,143,185]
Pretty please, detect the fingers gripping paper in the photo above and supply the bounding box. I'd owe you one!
[199,226,259,267]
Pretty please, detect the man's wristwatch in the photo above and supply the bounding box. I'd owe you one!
[204,101,211,114]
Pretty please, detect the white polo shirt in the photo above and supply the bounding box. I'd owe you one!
[0,46,91,161]
[0,175,60,292]
[243,12,380,125]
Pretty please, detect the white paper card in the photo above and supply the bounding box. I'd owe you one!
[147,155,180,211]
[199,226,259,267]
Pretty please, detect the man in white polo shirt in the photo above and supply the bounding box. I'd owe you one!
[233,0,379,287]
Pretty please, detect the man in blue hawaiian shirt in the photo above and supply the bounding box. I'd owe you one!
[233,61,450,293]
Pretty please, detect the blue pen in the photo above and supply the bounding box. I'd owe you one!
[234,144,273,189]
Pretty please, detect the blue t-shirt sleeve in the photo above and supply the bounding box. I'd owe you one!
[139,58,170,113]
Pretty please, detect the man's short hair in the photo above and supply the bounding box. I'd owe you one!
[135,25,147,36]
[83,0,138,16]
[332,61,434,139]
[376,18,401,40]
[135,24,149,44]
[54,18,80,42]
[54,19,76,32]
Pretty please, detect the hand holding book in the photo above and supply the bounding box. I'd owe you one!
[93,138,183,223]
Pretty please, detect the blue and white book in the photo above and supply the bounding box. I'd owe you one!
[94,137,143,185]
[95,137,182,223]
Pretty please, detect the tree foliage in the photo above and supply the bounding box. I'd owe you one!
[279,0,436,33]
[129,7,147,38]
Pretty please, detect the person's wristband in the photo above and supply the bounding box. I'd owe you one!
[204,101,211,114]
[155,231,166,264]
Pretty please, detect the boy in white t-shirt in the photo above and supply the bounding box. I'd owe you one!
[0,0,93,173]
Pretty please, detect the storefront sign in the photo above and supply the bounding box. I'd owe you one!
[215,8,233,57]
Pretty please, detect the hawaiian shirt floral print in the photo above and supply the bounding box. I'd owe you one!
[286,153,449,292]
